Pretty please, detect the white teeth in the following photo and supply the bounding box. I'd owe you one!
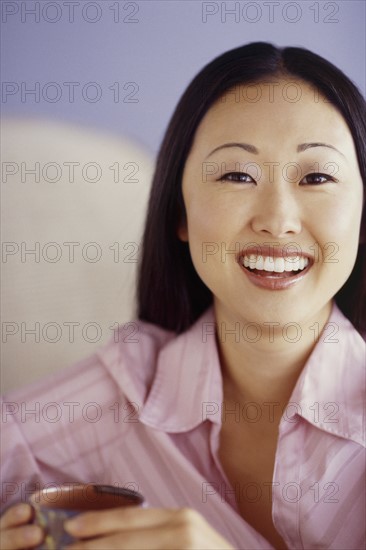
[242,255,309,273]
[249,254,257,269]
[291,258,300,271]
[263,256,274,271]
[274,258,285,272]
[256,255,264,270]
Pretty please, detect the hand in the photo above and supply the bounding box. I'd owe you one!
[65,506,235,550]
[0,503,43,550]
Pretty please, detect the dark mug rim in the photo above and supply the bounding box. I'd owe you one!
[29,483,144,511]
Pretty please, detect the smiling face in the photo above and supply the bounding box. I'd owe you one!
[179,79,363,328]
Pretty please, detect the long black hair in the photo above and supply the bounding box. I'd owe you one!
[137,42,366,334]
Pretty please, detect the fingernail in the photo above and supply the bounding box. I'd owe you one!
[23,525,42,543]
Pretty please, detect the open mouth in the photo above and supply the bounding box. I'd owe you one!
[242,254,309,278]
[239,253,313,289]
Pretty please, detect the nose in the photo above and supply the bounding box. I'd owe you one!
[250,184,302,238]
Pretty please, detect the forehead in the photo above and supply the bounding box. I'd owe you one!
[191,78,354,156]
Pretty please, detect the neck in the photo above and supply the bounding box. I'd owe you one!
[214,300,333,408]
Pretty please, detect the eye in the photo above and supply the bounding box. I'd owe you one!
[219,172,255,184]
[300,172,337,185]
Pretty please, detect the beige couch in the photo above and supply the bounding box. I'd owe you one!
[1,118,154,392]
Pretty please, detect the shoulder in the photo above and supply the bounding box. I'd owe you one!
[294,303,365,447]
[2,318,176,409]
[1,320,177,494]
[95,318,176,403]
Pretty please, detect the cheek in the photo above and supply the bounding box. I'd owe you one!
[185,192,222,241]
[327,197,362,243]
[184,195,231,278]
[313,196,362,276]
[186,205,220,269]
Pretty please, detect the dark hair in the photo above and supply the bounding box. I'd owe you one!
[137,42,366,334]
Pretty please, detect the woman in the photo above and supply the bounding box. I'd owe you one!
[1,42,365,550]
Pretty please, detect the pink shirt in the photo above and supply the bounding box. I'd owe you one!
[1,303,365,549]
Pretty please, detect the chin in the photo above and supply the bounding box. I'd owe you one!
[218,295,332,331]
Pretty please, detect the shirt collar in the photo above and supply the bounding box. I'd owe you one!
[288,302,365,446]
[140,303,365,445]
[139,307,223,432]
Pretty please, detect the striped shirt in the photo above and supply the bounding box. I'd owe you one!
[1,302,365,549]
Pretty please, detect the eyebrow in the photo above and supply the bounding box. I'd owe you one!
[205,143,258,159]
[205,142,345,159]
[297,142,345,157]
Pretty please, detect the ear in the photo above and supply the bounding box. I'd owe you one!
[177,220,189,242]
[359,209,366,244]
[176,197,189,241]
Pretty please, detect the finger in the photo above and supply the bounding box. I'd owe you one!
[0,504,33,530]
[65,507,182,538]
[0,524,43,550]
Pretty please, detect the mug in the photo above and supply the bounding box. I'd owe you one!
[29,483,145,550]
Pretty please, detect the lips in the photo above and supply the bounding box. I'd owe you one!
[238,245,314,290]
[242,254,309,273]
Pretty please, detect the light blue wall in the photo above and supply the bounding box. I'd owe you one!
[2,0,365,154]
